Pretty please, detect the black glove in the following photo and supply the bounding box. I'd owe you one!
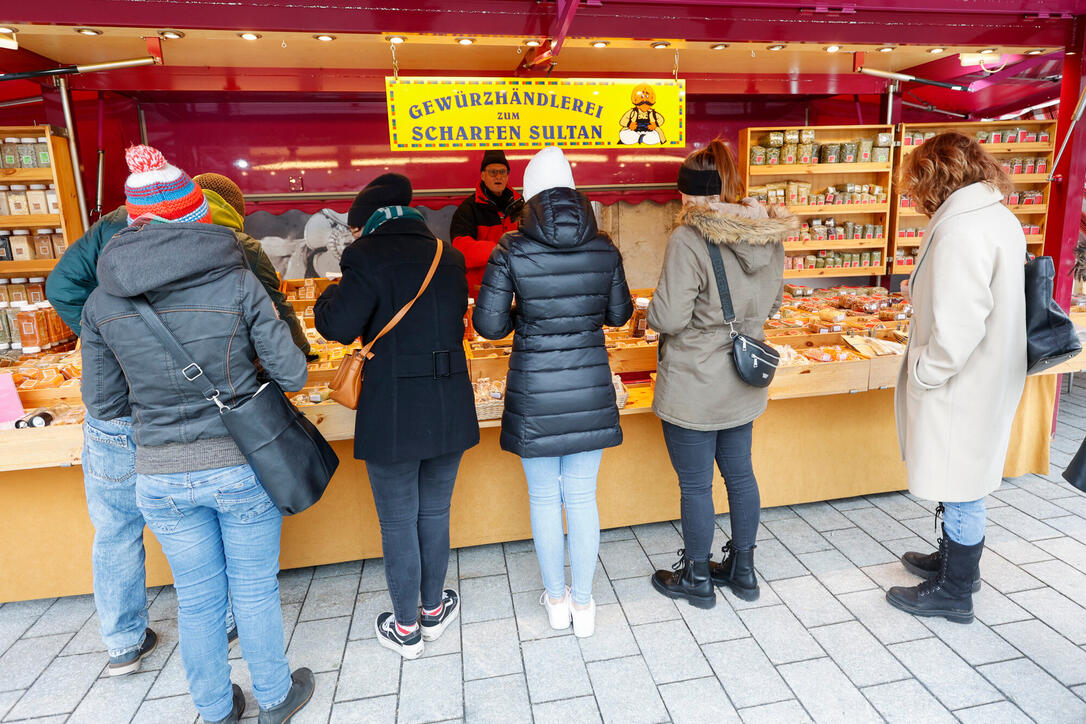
[505,198,526,222]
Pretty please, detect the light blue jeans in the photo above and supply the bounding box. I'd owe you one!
[82,415,147,658]
[521,449,603,607]
[136,464,290,722]
[943,498,987,546]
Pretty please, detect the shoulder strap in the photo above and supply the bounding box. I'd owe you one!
[130,296,225,408]
[359,239,444,357]
[704,239,737,326]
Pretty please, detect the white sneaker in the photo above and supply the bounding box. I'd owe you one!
[539,588,571,630]
[571,598,596,638]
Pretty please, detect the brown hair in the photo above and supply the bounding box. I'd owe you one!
[682,138,745,204]
[898,131,1014,217]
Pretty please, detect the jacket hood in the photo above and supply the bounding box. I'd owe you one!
[519,187,598,249]
[97,222,247,298]
[677,203,797,273]
[204,189,244,232]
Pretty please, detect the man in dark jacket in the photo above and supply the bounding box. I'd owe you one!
[450,149,524,296]
[315,173,478,659]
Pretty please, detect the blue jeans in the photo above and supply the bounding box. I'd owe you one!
[366,451,463,626]
[83,415,147,658]
[943,499,986,546]
[136,464,290,722]
[521,449,603,607]
[661,420,761,559]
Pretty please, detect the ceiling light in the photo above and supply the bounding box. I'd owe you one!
[158,30,184,39]
[457,37,474,45]
[234,159,250,169]
[980,48,996,54]
[767,44,785,51]
[75,28,103,36]
[710,43,727,50]
[524,39,541,47]
[238,32,262,40]
[877,46,894,53]
[314,34,335,41]
[928,47,945,54]
[1027,49,1044,55]
[387,35,406,44]
[592,40,609,48]
[825,45,842,53]
[0,27,17,35]
[651,41,670,49]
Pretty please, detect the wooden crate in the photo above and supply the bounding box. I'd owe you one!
[769,359,870,400]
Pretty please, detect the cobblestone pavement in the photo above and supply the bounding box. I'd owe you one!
[5,380,1086,723]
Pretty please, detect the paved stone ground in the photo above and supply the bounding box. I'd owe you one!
[6,381,1086,723]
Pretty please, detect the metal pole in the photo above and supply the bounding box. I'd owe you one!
[884,81,898,125]
[56,76,90,229]
[0,96,43,108]
[137,104,148,145]
[901,100,970,119]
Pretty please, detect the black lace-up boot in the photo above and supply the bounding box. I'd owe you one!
[710,541,759,601]
[886,534,983,624]
[651,549,716,609]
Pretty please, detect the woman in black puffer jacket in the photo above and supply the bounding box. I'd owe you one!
[475,147,632,639]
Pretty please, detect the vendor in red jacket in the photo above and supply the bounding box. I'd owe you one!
[451,150,524,295]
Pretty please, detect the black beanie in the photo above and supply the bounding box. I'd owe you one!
[480,150,510,172]
[347,173,413,228]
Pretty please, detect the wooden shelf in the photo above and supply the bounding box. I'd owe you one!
[0,168,55,183]
[902,142,1053,155]
[784,267,883,279]
[891,264,916,274]
[749,162,892,177]
[1012,174,1051,184]
[0,259,58,275]
[895,239,922,248]
[0,215,61,229]
[1008,204,1048,215]
[785,238,887,252]
[785,203,889,216]
[1025,235,1045,244]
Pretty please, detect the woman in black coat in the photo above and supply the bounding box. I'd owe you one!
[315,174,479,660]
[474,148,632,639]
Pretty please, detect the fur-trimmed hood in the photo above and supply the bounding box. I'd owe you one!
[677,202,797,273]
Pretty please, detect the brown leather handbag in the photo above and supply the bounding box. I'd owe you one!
[329,240,444,409]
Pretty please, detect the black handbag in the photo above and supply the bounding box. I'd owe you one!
[131,296,338,515]
[1062,438,1086,492]
[1025,254,1082,375]
[705,240,779,388]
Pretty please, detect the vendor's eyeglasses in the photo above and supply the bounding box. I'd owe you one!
[484,169,509,178]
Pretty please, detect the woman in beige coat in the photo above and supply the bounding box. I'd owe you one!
[646,140,797,608]
[887,132,1026,624]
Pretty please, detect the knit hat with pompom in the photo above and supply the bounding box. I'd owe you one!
[124,145,211,224]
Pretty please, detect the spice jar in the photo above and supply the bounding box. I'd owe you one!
[26,185,48,215]
[630,297,650,338]
[25,277,45,305]
[7,185,29,215]
[0,231,11,262]
[17,138,38,168]
[464,298,476,341]
[52,228,68,258]
[0,185,9,216]
[5,302,22,351]
[46,185,60,215]
[1,138,19,169]
[9,231,32,261]
[17,303,42,354]
[35,137,50,168]
[31,230,53,259]
[0,301,10,351]
[7,278,28,304]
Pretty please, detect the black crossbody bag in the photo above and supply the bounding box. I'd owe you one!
[131,296,338,515]
[1024,254,1081,375]
[705,240,780,388]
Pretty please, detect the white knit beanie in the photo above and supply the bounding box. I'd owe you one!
[521,146,576,201]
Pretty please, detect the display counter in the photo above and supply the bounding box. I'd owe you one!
[0,350,1071,603]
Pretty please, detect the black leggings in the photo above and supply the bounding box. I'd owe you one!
[661,420,760,561]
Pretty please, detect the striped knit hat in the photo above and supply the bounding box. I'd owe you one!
[124,145,211,224]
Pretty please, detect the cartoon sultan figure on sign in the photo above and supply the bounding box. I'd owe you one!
[619,83,666,145]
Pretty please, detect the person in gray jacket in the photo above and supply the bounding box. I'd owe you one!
[647,140,797,608]
[80,146,314,724]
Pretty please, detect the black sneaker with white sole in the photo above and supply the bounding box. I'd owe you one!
[420,589,460,642]
[375,612,423,659]
[107,628,158,676]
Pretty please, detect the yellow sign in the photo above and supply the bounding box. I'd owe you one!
[386,77,685,150]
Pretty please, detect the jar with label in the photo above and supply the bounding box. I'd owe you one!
[9,231,32,261]
[26,277,45,305]
[0,231,11,262]
[7,185,29,215]
[5,302,21,350]
[0,185,9,216]
[0,279,8,303]
[0,301,10,351]
[41,301,62,347]
[464,298,476,341]
[46,185,60,215]
[1,138,19,169]
[8,278,28,304]
[17,304,42,354]
[630,297,650,338]
[52,228,68,257]
[17,138,38,168]
[31,230,53,259]
[26,185,47,215]
[35,137,50,168]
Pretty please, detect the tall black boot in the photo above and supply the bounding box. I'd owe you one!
[710,541,760,601]
[900,524,981,593]
[651,549,716,609]
[886,535,983,624]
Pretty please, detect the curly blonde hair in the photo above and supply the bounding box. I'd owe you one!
[898,131,1014,217]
